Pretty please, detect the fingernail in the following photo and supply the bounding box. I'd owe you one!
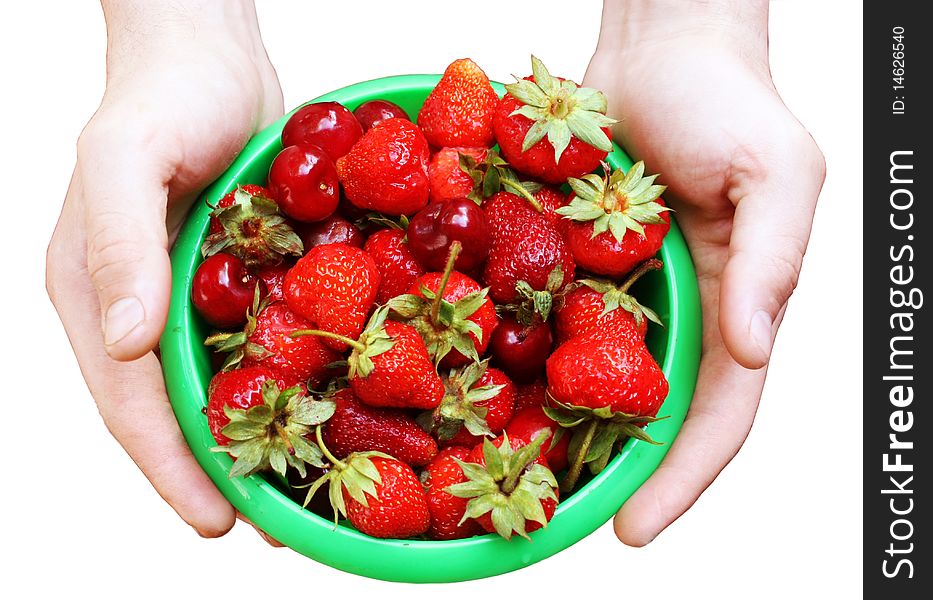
[104,296,145,345]
[750,310,773,360]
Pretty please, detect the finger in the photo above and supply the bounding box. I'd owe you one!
[48,186,235,538]
[719,138,825,368]
[77,119,173,361]
[237,512,285,548]
[613,337,773,546]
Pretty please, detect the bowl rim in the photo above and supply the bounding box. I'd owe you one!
[159,74,702,583]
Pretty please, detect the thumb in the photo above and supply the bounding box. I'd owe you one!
[719,141,825,369]
[78,128,172,361]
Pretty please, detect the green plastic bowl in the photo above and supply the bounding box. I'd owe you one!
[160,75,702,583]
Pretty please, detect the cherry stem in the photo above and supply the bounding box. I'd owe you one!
[501,178,543,212]
[430,241,462,325]
[561,419,598,493]
[290,329,365,353]
[315,425,347,471]
[619,259,663,294]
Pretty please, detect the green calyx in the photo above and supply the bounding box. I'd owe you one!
[387,242,489,366]
[211,380,335,480]
[446,433,558,540]
[459,149,543,212]
[204,285,274,370]
[579,258,666,328]
[500,266,566,326]
[506,55,618,163]
[201,185,303,267]
[302,425,396,527]
[418,359,506,441]
[543,395,667,492]
[556,161,670,244]
[290,306,395,380]
[364,213,410,232]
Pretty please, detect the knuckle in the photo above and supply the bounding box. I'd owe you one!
[86,212,147,291]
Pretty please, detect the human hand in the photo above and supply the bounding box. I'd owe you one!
[45,0,283,537]
[584,0,825,545]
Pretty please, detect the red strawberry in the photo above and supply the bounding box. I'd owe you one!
[336,118,430,215]
[363,227,425,305]
[420,360,516,448]
[483,193,575,305]
[506,407,569,472]
[556,162,671,277]
[545,331,669,490]
[256,263,289,303]
[493,57,616,184]
[513,379,547,413]
[206,365,280,446]
[283,243,380,352]
[322,388,438,467]
[554,260,664,345]
[293,307,444,410]
[206,369,334,478]
[305,448,430,539]
[446,433,559,540]
[428,146,487,204]
[418,58,499,148]
[532,185,569,226]
[422,446,483,540]
[201,185,303,268]
[207,300,341,388]
[388,243,496,368]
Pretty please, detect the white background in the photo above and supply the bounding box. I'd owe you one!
[0,1,861,598]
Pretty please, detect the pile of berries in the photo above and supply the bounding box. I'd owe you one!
[193,56,672,542]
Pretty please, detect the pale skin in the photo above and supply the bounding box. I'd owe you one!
[46,0,824,546]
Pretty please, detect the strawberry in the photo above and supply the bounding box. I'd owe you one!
[256,263,290,303]
[428,146,487,204]
[446,433,559,540]
[201,185,303,268]
[419,360,516,448]
[362,226,425,305]
[417,58,499,148]
[556,161,671,277]
[322,388,438,467]
[422,446,483,540]
[493,56,617,184]
[506,407,569,472]
[545,331,669,490]
[305,443,430,538]
[292,307,444,410]
[206,369,334,478]
[283,243,380,352]
[388,243,496,368]
[483,193,575,305]
[554,260,664,345]
[513,379,546,413]
[336,118,430,215]
[206,300,341,388]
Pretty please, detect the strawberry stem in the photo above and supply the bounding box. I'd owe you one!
[619,259,663,294]
[501,178,543,212]
[561,419,599,493]
[315,424,347,470]
[430,241,462,326]
[290,329,365,353]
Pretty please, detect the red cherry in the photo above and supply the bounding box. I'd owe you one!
[267,144,339,223]
[407,198,490,272]
[191,254,264,329]
[281,102,363,159]
[353,99,411,132]
[297,213,364,250]
[488,316,554,384]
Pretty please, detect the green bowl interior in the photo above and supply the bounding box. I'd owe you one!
[160,75,702,583]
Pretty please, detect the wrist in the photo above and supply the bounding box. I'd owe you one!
[102,0,266,80]
[595,0,769,56]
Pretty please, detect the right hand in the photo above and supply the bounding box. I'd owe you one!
[45,1,283,537]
